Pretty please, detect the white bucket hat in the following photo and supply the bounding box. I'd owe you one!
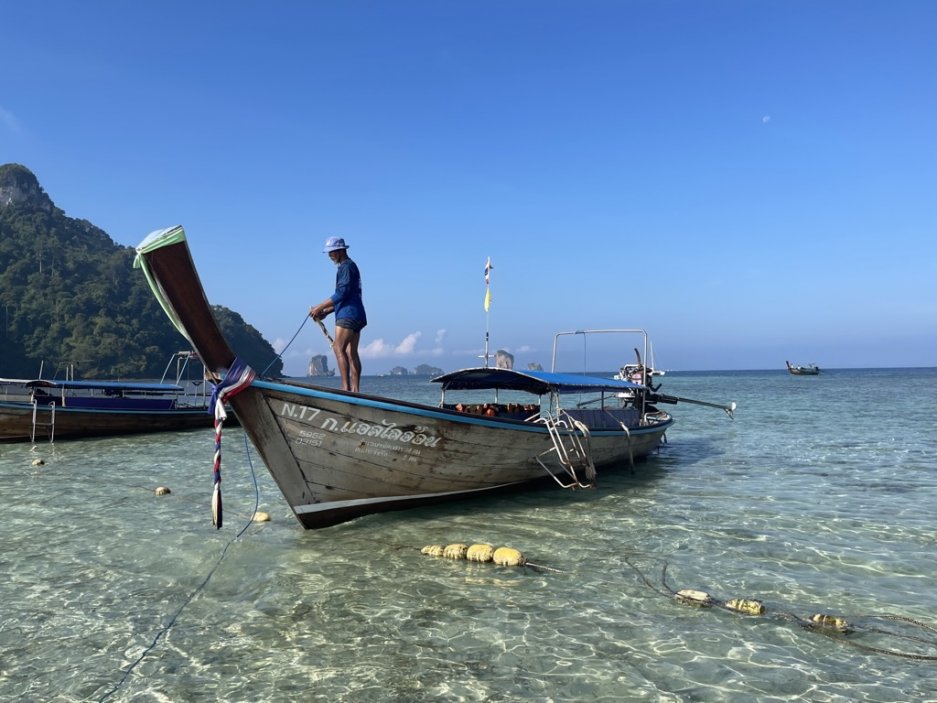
[323,236,349,253]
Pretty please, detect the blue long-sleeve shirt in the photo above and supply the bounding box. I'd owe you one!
[329,258,367,324]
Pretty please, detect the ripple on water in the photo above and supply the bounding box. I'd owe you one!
[3,370,937,700]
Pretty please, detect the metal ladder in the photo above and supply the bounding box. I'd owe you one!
[534,411,596,488]
[31,399,56,443]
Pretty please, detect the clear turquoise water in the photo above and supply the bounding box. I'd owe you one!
[2,369,936,702]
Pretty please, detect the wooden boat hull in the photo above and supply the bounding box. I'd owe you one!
[0,401,218,442]
[242,379,670,528]
[134,226,672,528]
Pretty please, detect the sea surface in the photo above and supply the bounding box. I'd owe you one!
[2,368,937,702]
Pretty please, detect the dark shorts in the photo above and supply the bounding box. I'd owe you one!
[336,318,367,332]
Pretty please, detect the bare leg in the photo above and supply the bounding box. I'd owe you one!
[347,330,362,392]
[333,326,362,392]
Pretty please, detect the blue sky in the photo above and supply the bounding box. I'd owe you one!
[3,1,935,375]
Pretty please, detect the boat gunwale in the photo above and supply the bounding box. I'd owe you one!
[0,399,210,415]
[254,377,674,436]
[24,379,186,393]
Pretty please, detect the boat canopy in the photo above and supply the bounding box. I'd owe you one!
[432,368,645,395]
[25,380,185,392]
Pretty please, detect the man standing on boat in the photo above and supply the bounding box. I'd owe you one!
[309,237,367,392]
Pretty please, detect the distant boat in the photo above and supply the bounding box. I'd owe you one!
[616,347,665,390]
[786,360,820,376]
[133,225,736,529]
[0,351,223,443]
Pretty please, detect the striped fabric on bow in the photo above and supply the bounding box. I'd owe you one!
[208,358,256,529]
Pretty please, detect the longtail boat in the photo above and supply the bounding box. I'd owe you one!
[134,225,734,529]
[0,351,220,443]
[786,360,821,375]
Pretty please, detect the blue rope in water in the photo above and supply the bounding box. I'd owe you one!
[97,430,262,702]
[237,429,261,539]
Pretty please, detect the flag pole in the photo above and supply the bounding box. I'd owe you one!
[483,257,493,367]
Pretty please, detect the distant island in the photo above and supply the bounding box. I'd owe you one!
[495,349,514,369]
[385,364,444,376]
[307,354,334,377]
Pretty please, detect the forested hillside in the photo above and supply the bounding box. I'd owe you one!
[0,163,282,378]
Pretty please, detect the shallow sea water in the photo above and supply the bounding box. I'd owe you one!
[2,368,936,702]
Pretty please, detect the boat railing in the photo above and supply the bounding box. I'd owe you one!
[160,351,212,407]
[550,328,653,415]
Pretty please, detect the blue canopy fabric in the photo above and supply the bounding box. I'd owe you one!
[431,367,644,395]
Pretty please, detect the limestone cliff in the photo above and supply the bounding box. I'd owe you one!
[0,163,55,213]
[495,349,514,370]
[308,354,334,377]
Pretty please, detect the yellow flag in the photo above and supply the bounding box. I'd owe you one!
[484,288,491,312]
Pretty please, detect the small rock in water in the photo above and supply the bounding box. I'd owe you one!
[253,511,271,522]
[154,486,172,496]
[31,458,45,466]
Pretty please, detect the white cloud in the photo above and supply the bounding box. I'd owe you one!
[394,331,422,354]
[434,328,447,344]
[360,331,424,358]
[761,115,771,124]
[360,339,395,358]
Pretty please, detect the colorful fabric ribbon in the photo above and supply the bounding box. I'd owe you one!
[208,358,256,529]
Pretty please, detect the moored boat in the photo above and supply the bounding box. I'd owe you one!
[0,351,220,442]
[134,225,735,529]
[786,360,820,375]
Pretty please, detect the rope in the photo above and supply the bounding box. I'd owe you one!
[622,558,937,662]
[261,313,311,376]
[97,431,262,702]
[796,614,937,661]
[94,312,322,700]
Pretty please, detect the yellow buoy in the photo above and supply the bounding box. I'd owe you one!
[443,543,469,559]
[492,546,526,567]
[809,613,851,633]
[154,486,171,496]
[466,544,494,562]
[421,545,445,557]
[725,598,765,615]
[675,589,714,607]
[253,511,271,522]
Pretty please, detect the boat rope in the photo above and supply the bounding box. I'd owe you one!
[208,358,256,529]
[316,318,335,346]
[623,558,937,661]
[612,418,635,471]
[261,313,311,376]
[97,430,262,703]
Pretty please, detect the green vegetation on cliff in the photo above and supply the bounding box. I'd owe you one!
[0,163,282,378]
